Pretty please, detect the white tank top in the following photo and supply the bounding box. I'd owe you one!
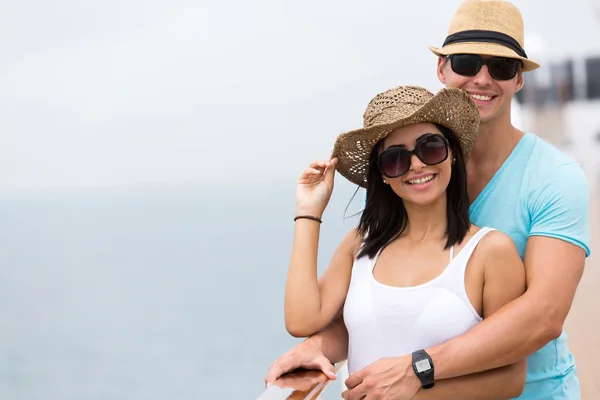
[343,227,494,373]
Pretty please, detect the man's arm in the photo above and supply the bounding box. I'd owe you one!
[428,237,585,379]
[414,360,527,400]
[428,161,590,380]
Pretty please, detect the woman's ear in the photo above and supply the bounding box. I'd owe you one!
[380,171,388,184]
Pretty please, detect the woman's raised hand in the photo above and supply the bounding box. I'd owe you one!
[296,158,338,218]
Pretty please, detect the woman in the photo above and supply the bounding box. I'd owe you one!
[283,86,527,393]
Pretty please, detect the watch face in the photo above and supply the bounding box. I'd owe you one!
[415,359,432,373]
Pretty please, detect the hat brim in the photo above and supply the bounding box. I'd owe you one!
[332,87,480,188]
[428,42,540,72]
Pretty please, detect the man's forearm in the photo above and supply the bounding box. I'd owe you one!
[414,361,527,400]
[428,291,553,380]
[307,314,348,363]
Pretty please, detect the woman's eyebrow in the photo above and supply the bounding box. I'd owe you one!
[385,144,407,149]
[383,132,442,151]
[415,132,441,142]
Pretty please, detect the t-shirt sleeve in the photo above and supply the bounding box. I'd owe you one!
[528,161,591,257]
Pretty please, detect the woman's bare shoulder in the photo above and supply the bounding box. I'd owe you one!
[469,228,523,282]
[455,224,481,249]
[476,229,518,255]
[343,227,364,259]
[463,225,515,251]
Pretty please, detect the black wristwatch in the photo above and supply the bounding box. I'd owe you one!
[411,349,435,389]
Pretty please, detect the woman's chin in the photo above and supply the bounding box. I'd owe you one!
[399,189,446,208]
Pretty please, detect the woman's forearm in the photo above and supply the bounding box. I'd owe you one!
[414,360,527,400]
[284,219,327,337]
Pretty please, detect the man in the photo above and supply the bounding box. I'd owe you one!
[265,1,591,399]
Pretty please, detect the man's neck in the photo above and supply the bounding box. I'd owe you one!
[468,118,524,169]
[465,115,524,204]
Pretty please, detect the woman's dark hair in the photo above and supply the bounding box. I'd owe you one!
[356,124,470,259]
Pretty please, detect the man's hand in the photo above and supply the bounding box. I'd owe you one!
[264,339,336,387]
[342,356,421,400]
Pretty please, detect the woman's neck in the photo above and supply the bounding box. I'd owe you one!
[402,196,448,244]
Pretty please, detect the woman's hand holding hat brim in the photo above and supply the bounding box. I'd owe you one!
[296,157,338,219]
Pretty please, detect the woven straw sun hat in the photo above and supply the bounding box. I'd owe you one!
[332,86,480,188]
[428,0,540,72]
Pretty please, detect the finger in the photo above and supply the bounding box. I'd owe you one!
[264,365,281,386]
[299,170,327,184]
[324,161,336,185]
[345,383,368,400]
[345,371,364,389]
[309,160,328,170]
[303,168,324,176]
[324,157,338,173]
[315,357,336,380]
[265,362,291,387]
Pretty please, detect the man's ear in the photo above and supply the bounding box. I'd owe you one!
[437,57,447,85]
[515,70,524,93]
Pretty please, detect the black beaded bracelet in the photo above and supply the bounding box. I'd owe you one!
[294,215,322,223]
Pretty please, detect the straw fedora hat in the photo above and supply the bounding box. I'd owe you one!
[429,0,540,72]
[332,86,480,188]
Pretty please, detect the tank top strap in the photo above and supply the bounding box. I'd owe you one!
[350,241,378,279]
[449,227,496,273]
[432,227,495,321]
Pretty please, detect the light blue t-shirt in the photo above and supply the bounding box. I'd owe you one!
[469,132,590,399]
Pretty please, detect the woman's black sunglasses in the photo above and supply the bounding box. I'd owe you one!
[377,134,449,179]
[449,54,522,81]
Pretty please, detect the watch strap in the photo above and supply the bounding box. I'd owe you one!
[412,349,435,389]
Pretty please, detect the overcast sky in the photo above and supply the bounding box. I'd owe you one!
[1,0,600,190]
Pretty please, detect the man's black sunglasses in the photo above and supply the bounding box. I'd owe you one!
[449,54,522,81]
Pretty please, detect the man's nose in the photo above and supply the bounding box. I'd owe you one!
[472,64,493,86]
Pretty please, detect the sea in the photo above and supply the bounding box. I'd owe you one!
[0,179,364,400]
